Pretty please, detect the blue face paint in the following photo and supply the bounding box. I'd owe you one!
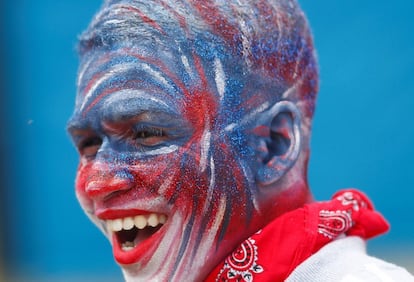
[67,0,318,280]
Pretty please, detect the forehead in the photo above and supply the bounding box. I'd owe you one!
[73,1,291,126]
[76,45,233,122]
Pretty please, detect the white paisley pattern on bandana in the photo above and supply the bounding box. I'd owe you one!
[318,191,365,239]
[336,191,367,211]
[318,210,353,239]
[215,233,264,282]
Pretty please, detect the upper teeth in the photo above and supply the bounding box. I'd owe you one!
[107,213,167,232]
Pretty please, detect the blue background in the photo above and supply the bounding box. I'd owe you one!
[1,0,413,281]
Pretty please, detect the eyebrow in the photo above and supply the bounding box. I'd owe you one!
[100,89,176,117]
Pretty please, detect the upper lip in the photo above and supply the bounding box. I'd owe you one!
[96,208,160,220]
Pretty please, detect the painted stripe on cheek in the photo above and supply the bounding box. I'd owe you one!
[213,57,226,101]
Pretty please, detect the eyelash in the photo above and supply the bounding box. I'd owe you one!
[78,136,102,158]
[128,125,168,148]
[132,126,166,140]
[76,125,168,159]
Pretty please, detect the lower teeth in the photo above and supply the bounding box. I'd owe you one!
[121,241,135,251]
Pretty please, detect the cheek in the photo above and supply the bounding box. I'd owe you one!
[129,149,208,205]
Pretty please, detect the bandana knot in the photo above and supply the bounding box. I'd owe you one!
[206,189,389,282]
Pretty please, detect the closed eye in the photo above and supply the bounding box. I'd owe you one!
[78,136,102,159]
[132,126,168,147]
[67,123,103,160]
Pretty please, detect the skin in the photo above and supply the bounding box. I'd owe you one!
[67,0,318,281]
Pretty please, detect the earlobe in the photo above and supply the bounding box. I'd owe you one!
[256,101,302,186]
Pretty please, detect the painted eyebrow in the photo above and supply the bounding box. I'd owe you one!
[99,90,178,120]
[100,112,187,138]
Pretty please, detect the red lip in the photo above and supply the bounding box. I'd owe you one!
[96,209,153,220]
[95,208,169,265]
[112,222,167,265]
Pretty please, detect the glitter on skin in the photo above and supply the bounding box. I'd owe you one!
[67,0,318,281]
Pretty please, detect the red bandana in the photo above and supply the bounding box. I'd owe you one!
[205,189,389,282]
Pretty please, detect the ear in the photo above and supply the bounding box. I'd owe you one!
[256,101,302,186]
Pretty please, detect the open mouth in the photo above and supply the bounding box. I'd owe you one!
[106,213,167,263]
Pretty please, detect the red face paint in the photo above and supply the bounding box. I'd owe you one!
[68,0,317,280]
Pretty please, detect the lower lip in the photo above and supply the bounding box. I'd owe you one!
[112,226,167,265]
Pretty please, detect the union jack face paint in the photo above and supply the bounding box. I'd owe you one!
[67,0,318,281]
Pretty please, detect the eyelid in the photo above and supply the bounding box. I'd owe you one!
[133,123,166,133]
[68,128,102,156]
[79,137,102,159]
[101,112,186,135]
[78,135,102,149]
[68,129,94,146]
[132,125,168,147]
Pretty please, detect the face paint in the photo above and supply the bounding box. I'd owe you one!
[67,0,318,281]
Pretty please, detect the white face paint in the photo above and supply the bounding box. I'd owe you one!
[69,0,317,280]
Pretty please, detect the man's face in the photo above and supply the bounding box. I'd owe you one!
[68,15,309,282]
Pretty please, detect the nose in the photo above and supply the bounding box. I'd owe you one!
[85,162,134,199]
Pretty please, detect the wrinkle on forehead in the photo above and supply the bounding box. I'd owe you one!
[76,0,317,138]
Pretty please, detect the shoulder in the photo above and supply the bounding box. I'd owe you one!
[286,236,414,282]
